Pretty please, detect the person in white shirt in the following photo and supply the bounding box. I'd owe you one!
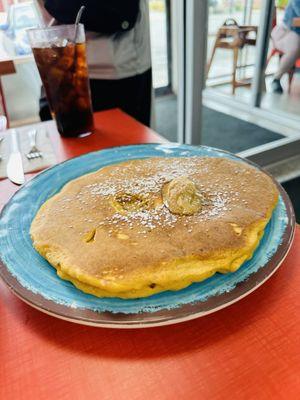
[38,0,152,125]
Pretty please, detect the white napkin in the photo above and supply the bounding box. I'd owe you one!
[0,125,57,180]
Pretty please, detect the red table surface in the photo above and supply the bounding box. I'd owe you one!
[1,110,300,400]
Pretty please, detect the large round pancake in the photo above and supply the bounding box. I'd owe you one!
[30,157,279,299]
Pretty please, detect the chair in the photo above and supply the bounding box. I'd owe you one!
[0,59,16,128]
[207,18,258,95]
[266,47,295,93]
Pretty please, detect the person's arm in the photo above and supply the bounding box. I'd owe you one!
[34,0,53,26]
[44,0,140,34]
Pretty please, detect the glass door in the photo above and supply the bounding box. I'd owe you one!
[149,0,177,141]
[149,0,171,94]
[206,0,262,104]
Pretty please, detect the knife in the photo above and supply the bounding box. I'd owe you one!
[6,129,25,185]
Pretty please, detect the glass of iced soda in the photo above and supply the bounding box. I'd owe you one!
[28,24,94,137]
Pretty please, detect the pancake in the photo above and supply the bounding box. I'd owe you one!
[30,157,279,299]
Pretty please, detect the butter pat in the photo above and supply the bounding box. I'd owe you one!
[162,176,202,215]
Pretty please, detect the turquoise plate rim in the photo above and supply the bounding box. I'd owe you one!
[0,143,296,328]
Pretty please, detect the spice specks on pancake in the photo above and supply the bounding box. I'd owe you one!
[30,157,279,299]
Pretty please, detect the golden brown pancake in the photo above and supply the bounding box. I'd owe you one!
[30,157,279,299]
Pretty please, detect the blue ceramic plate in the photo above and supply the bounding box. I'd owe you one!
[0,144,295,328]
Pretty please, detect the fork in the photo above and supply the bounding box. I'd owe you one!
[0,136,3,161]
[0,115,7,162]
[26,130,43,160]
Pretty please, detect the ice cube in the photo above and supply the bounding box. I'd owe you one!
[34,47,58,66]
[64,43,75,58]
[76,96,90,111]
[48,66,65,87]
[51,37,68,47]
[58,56,74,71]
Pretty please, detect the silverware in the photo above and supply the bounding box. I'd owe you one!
[0,116,7,131]
[26,130,42,160]
[0,137,3,161]
[6,129,25,185]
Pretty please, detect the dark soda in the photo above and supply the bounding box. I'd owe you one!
[32,42,94,137]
